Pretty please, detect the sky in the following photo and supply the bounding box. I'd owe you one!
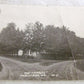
[60,7,84,38]
[0,5,84,38]
[0,5,63,30]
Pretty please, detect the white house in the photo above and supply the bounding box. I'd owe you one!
[18,49,23,56]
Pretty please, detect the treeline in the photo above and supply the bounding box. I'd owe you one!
[0,21,84,59]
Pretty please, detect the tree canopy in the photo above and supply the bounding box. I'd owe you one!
[0,22,84,59]
[0,23,24,54]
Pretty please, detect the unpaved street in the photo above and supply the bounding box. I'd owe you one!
[0,56,83,80]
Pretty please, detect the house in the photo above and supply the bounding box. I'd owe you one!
[18,49,23,56]
[24,50,40,58]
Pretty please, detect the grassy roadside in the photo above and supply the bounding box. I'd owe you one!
[0,62,2,71]
[1,55,41,63]
[0,55,64,66]
[76,60,84,72]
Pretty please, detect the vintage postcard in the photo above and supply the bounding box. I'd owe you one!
[0,1,84,84]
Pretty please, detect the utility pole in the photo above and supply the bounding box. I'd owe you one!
[63,26,78,80]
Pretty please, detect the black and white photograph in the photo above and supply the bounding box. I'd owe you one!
[0,1,84,82]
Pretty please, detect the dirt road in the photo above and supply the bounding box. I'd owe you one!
[0,56,83,80]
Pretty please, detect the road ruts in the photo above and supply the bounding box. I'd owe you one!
[0,56,83,80]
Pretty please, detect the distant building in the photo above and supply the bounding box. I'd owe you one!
[24,50,40,57]
[18,49,23,56]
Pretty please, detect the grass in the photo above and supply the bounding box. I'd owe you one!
[76,60,84,72]
[3,55,41,63]
[40,60,62,66]
[0,62,2,71]
[1,55,62,63]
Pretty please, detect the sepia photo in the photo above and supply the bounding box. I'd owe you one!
[0,4,84,81]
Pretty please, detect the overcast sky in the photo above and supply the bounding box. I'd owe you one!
[60,7,84,38]
[0,5,63,30]
[0,5,84,38]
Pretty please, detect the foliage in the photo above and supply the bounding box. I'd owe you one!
[0,22,84,59]
[0,23,24,54]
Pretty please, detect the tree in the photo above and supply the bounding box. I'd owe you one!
[66,28,84,58]
[41,25,72,59]
[1,21,84,60]
[31,22,45,52]
[23,23,34,53]
[0,23,24,55]
[24,22,45,53]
